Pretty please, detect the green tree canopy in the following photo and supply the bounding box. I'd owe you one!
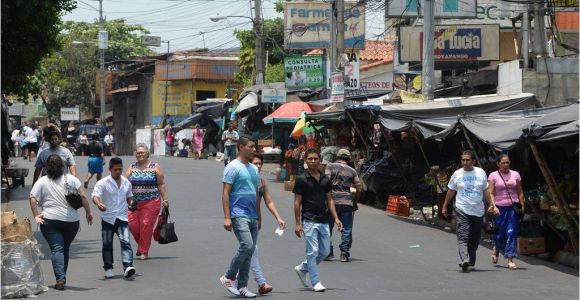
[39,19,154,119]
[1,0,76,96]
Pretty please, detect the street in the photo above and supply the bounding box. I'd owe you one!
[3,156,578,300]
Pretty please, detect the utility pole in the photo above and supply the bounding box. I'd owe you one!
[163,40,170,120]
[336,0,344,61]
[329,1,337,76]
[421,0,435,101]
[254,0,265,85]
[532,1,548,56]
[98,0,106,123]
[522,6,530,68]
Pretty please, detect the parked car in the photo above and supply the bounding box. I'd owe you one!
[68,124,108,156]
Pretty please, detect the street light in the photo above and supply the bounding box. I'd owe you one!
[210,13,264,85]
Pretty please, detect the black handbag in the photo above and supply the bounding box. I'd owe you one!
[158,208,178,244]
[483,214,499,235]
[64,175,83,210]
[498,172,524,218]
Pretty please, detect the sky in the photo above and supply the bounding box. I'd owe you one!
[62,0,386,54]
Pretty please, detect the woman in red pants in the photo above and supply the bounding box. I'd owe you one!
[125,143,169,260]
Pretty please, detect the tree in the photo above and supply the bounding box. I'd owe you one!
[39,19,154,119]
[1,0,76,97]
[233,1,302,86]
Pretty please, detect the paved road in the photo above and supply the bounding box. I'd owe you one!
[3,156,578,300]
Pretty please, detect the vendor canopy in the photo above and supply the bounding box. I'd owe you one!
[263,101,324,125]
[411,103,578,150]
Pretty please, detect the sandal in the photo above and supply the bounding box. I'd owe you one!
[491,253,498,264]
[508,261,518,270]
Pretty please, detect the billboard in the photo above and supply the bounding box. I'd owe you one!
[387,0,477,18]
[399,25,500,62]
[141,35,162,47]
[284,56,324,89]
[284,1,365,49]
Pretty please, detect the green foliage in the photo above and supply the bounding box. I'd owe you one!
[265,64,285,83]
[1,0,76,96]
[37,19,154,119]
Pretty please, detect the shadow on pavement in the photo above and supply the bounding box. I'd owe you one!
[384,213,579,277]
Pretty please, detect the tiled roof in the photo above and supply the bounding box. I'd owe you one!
[359,40,394,62]
[305,40,394,62]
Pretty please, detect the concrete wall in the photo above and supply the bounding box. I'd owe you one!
[523,57,579,106]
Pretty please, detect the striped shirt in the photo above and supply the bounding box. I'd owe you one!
[128,161,161,202]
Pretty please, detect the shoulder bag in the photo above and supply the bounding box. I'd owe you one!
[497,171,524,218]
[64,175,83,210]
[158,207,178,244]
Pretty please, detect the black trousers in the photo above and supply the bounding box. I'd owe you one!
[455,209,483,266]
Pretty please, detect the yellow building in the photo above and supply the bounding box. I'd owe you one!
[151,52,241,126]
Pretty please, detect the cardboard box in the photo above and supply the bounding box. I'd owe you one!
[518,237,546,255]
[284,180,295,192]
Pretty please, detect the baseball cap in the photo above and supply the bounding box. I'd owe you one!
[337,149,351,158]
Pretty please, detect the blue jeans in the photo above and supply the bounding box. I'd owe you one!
[329,206,354,257]
[40,219,80,281]
[250,245,267,286]
[297,221,330,286]
[225,217,258,288]
[224,145,237,166]
[102,218,133,271]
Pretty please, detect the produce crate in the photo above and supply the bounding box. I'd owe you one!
[518,237,546,255]
[386,195,411,217]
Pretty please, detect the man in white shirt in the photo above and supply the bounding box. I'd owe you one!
[92,157,136,279]
[442,150,499,272]
[104,131,114,155]
[221,123,239,166]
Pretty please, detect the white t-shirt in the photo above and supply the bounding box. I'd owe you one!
[30,174,82,222]
[25,128,38,143]
[222,130,239,146]
[92,175,133,225]
[448,167,489,217]
[104,134,114,145]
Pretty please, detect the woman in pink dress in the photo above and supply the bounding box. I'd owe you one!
[191,124,204,159]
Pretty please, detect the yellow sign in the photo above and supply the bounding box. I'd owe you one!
[412,76,422,90]
[152,80,193,116]
[400,90,425,103]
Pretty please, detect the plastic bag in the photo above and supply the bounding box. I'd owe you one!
[1,239,48,298]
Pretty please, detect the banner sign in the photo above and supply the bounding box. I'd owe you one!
[360,72,394,92]
[60,107,80,121]
[399,25,500,61]
[344,52,360,90]
[387,0,477,18]
[330,72,345,103]
[284,1,365,49]
[262,89,287,103]
[284,56,324,89]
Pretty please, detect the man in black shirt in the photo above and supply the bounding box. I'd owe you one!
[293,148,342,292]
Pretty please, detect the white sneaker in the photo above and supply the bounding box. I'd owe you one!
[238,287,257,298]
[124,266,136,278]
[104,269,114,279]
[313,282,326,292]
[294,265,309,287]
[219,275,239,296]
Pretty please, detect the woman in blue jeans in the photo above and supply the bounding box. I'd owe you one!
[29,155,93,290]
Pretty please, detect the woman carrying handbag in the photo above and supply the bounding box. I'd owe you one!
[488,154,526,270]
